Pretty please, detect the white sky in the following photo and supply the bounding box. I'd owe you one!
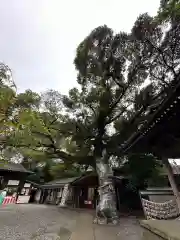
[0,0,160,95]
[1,1,180,165]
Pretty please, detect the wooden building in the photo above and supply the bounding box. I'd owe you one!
[39,177,78,205]
[119,78,180,159]
[118,75,180,211]
[37,172,142,213]
[70,172,133,210]
[0,161,33,197]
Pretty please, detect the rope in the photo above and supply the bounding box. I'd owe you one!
[141,198,180,220]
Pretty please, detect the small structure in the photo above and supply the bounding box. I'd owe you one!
[70,172,132,211]
[0,161,33,199]
[16,180,39,204]
[39,177,79,205]
[37,172,142,214]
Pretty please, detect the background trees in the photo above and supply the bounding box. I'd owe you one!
[1,1,180,214]
[9,26,153,171]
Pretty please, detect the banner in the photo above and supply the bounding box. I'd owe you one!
[59,184,69,207]
[16,195,30,204]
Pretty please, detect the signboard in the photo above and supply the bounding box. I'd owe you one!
[84,200,92,205]
[7,180,19,186]
[24,183,31,188]
[16,195,30,204]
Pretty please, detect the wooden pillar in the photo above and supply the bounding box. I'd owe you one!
[116,187,120,211]
[40,189,44,204]
[162,158,180,212]
[77,188,80,208]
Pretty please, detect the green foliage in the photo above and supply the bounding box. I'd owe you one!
[42,160,54,182]
[50,163,82,179]
[158,0,180,23]
[122,154,161,191]
[26,169,43,184]
[16,90,41,109]
[26,159,83,183]
[0,64,16,126]
[3,0,180,183]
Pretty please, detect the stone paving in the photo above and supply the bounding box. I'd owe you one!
[0,204,143,240]
[0,204,77,240]
[70,211,143,240]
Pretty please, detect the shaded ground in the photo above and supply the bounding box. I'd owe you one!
[95,217,143,240]
[70,211,143,240]
[0,204,143,240]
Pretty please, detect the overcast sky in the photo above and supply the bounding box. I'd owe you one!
[0,0,160,94]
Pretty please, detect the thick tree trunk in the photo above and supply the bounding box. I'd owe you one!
[94,154,119,224]
[162,158,180,213]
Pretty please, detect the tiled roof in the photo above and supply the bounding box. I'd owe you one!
[160,164,180,175]
[171,164,180,175]
[42,177,79,188]
[0,161,31,173]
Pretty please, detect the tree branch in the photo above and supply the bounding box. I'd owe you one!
[89,104,96,116]
[149,68,170,87]
[106,104,131,124]
[145,38,177,77]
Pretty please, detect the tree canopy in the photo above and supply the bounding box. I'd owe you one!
[7,26,148,168]
[1,1,180,184]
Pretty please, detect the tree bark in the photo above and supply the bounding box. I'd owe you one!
[94,150,119,224]
[162,158,180,212]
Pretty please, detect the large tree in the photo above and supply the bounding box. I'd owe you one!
[0,62,41,165]
[0,64,16,150]
[9,26,155,223]
[6,1,180,222]
[128,1,180,211]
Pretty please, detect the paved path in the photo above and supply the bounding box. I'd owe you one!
[0,204,143,240]
[0,204,77,239]
[70,212,143,240]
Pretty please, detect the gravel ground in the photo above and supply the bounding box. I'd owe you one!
[0,204,143,240]
[93,217,143,240]
[0,204,77,240]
